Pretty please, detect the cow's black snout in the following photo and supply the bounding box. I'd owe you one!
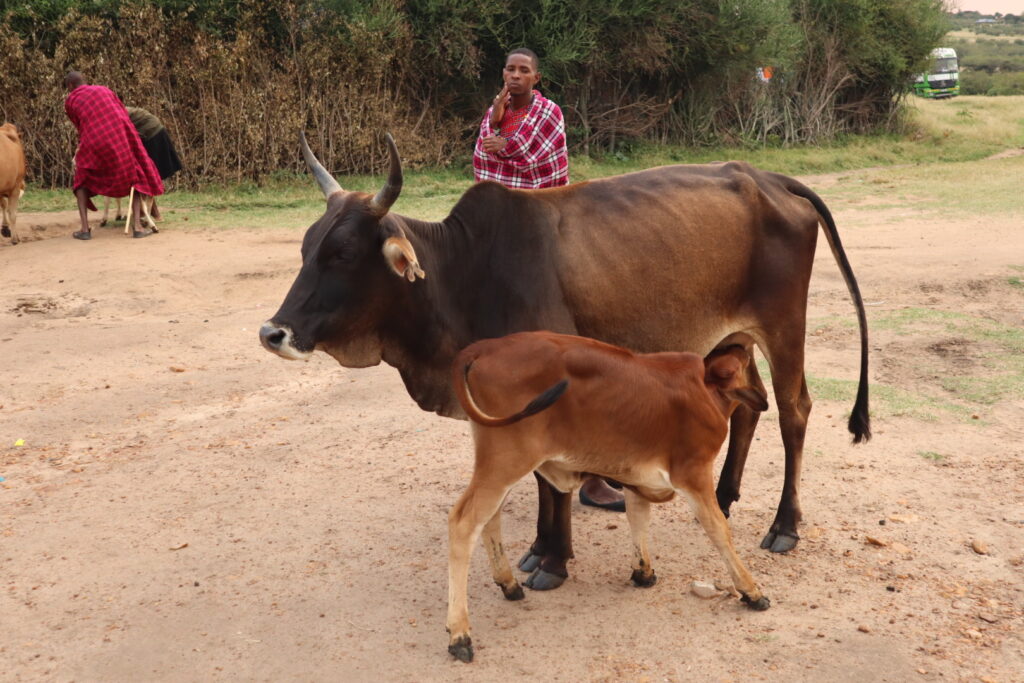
[259,323,286,351]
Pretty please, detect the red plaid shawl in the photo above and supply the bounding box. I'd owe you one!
[66,85,164,202]
[473,90,568,189]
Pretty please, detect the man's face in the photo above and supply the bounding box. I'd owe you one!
[503,54,540,96]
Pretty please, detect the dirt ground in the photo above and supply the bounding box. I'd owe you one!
[2,179,1022,682]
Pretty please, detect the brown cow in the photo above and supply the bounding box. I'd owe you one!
[260,133,871,591]
[445,331,771,662]
[0,123,27,245]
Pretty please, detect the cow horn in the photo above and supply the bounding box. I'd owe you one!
[300,130,342,199]
[370,133,403,214]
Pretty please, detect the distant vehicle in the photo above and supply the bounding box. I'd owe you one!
[913,47,960,99]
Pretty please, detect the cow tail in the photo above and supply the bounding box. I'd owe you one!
[456,359,568,428]
[786,179,871,444]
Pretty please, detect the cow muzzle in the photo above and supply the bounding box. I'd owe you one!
[259,322,312,361]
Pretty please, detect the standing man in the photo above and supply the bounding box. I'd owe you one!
[474,50,622,511]
[473,48,569,189]
[64,71,163,240]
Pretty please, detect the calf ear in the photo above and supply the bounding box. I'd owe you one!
[725,387,769,412]
[382,236,426,282]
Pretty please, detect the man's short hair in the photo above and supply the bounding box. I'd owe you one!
[507,48,539,71]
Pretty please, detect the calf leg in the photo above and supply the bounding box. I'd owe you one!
[624,490,656,587]
[519,474,573,591]
[759,346,812,554]
[683,478,769,610]
[480,506,524,601]
[716,360,767,517]
[447,467,524,663]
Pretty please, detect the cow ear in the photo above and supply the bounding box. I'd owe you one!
[382,236,426,282]
[725,387,769,412]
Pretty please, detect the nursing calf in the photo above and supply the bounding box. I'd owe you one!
[445,331,771,662]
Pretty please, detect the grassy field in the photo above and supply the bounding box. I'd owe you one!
[21,95,1024,224]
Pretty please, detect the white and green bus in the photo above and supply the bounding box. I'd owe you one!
[913,47,959,99]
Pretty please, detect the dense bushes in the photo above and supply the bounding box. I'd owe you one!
[0,0,949,187]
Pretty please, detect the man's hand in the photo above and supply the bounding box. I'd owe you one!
[481,135,507,154]
[489,85,510,127]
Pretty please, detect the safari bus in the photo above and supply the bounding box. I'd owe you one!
[913,47,960,98]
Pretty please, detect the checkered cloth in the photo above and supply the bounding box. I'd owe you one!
[66,85,164,203]
[473,90,569,189]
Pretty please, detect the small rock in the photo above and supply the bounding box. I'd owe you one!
[857,624,870,633]
[890,542,911,555]
[916,669,927,675]
[866,536,889,547]
[606,523,618,530]
[878,519,886,526]
[964,628,983,640]
[690,581,721,599]
[169,366,186,373]
[977,613,998,624]
[971,540,989,555]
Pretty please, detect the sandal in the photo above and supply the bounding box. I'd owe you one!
[132,228,154,239]
[72,230,91,240]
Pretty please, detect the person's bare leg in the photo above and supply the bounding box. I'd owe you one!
[73,188,91,239]
[579,474,625,511]
[132,192,153,238]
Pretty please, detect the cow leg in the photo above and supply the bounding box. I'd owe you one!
[716,360,766,518]
[683,478,769,610]
[624,489,656,587]
[521,474,572,591]
[447,466,524,663]
[1,194,18,244]
[480,502,524,601]
[759,346,812,554]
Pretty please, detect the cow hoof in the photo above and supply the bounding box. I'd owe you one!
[1,225,10,238]
[517,550,541,573]
[499,582,525,601]
[448,635,474,663]
[524,568,566,591]
[760,530,799,554]
[741,594,771,611]
[630,569,657,588]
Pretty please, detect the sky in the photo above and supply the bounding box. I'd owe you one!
[952,0,1023,14]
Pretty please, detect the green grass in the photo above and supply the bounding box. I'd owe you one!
[21,95,1024,223]
[918,451,947,463]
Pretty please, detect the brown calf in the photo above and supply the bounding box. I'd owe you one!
[445,331,771,662]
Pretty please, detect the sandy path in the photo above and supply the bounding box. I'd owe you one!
[1,186,1022,681]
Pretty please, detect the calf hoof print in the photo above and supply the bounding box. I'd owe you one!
[500,583,525,601]
[760,531,798,554]
[630,569,657,588]
[517,550,541,573]
[523,568,566,591]
[741,594,771,611]
[448,636,474,663]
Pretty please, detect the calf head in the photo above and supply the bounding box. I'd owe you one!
[704,346,769,417]
[259,133,425,366]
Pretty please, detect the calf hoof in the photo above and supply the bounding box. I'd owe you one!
[630,569,657,588]
[517,550,541,573]
[499,582,525,601]
[759,530,799,554]
[523,568,566,591]
[448,635,474,663]
[741,593,771,611]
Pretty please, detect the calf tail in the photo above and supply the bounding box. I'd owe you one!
[456,360,568,428]
[785,178,871,444]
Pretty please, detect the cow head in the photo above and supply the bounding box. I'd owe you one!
[703,346,769,416]
[259,133,425,367]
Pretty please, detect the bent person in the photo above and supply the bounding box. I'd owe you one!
[64,71,163,240]
[126,106,181,220]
